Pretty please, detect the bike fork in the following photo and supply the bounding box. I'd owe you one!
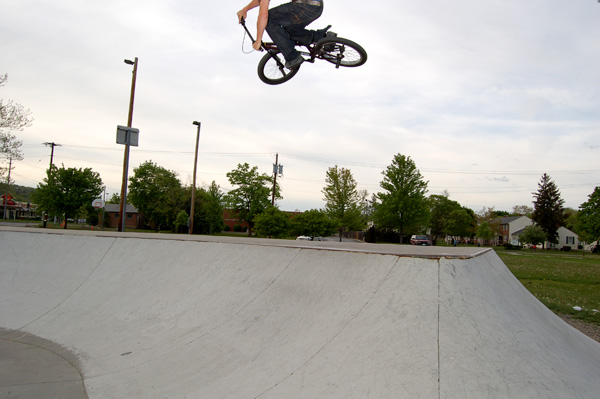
[335,47,344,69]
[269,49,287,70]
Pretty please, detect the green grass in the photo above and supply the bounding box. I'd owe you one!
[496,248,600,325]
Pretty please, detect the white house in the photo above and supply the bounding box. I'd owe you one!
[553,226,580,250]
[510,222,579,250]
[490,216,531,245]
[493,215,579,250]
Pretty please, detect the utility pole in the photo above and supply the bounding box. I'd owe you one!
[43,142,61,167]
[190,121,201,234]
[272,153,282,206]
[40,142,60,228]
[118,57,139,232]
[2,157,11,219]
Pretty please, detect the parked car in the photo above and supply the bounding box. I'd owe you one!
[584,240,598,253]
[296,236,323,241]
[410,235,432,246]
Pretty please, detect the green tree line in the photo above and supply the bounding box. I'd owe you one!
[16,153,600,244]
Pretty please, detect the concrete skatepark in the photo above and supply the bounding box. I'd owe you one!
[1,226,600,398]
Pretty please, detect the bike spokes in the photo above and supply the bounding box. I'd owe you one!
[258,50,300,85]
[315,38,368,68]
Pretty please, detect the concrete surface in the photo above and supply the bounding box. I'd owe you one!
[1,226,599,398]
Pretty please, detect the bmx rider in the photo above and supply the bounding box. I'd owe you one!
[237,0,332,69]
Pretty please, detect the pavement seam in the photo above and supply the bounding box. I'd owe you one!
[437,258,441,399]
[16,237,118,332]
[253,255,402,399]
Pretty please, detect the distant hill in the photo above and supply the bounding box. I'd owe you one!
[1,184,36,203]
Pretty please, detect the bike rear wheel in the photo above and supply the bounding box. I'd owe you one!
[257,49,300,85]
[314,37,367,68]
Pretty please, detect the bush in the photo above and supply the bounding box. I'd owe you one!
[233,224,242,232]
[503,243,522,250]
[561,246,572,252]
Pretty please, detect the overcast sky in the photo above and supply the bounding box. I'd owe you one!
[2,0,599,213]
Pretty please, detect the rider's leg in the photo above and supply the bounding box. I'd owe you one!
[266,3,323,62]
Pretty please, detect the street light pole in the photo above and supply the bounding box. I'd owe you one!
[118,57,138,232]
[190,121,201,234]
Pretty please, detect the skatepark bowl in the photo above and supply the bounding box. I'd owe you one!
[1,226,600,398]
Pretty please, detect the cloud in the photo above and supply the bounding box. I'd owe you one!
[2,0,599,213]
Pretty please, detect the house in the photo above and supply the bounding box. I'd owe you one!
[497,215,580,250]
[1,193,38,220]
[495,216,532,245]
[223,209,250,232]
[554,226,580,250]
[103,204,142,229]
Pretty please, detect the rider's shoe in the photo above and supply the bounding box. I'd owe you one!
[313,25,336,42]
[285,55,305,69]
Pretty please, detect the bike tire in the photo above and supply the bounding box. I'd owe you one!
[257,49,300,85]
[314,37,367,68]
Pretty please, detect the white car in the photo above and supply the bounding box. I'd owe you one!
[296,236,312,241]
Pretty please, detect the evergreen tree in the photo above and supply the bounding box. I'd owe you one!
[532,173,565,246]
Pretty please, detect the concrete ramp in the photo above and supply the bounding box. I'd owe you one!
[1,228,599,398]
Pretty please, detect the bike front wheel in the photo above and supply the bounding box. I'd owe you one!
[257,49,300,85]
[314,37,367,68]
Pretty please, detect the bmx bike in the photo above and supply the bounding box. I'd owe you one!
[240,18,367,85]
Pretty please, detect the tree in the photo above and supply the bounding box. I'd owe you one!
[428,194,475,244]
[476,221,493,245]
[128,160,184,231]
[519,225,546,247]
[447,207,476,239]
[512,205,534,217]
[32,165,103,229]
[374,154,428,243]
[1,74,32,180]
[532,173,565,246]
[203,181,225,234]
[428,194,458,244]
[253,206,290,238]
[175,210,189,234]
[107,193,120,204]
[225,163,279,236]
[476,206,502,242]
[291,209,336,238]
[563,207,578,233]
[188,181,225,234]
[577,186,600,243]
[322,165,365,241]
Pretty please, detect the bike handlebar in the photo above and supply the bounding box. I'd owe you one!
[239,16,265,52]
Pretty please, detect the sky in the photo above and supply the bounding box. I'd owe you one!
[1,0,599,214]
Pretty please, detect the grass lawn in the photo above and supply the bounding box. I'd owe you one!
[496,248,600,326]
